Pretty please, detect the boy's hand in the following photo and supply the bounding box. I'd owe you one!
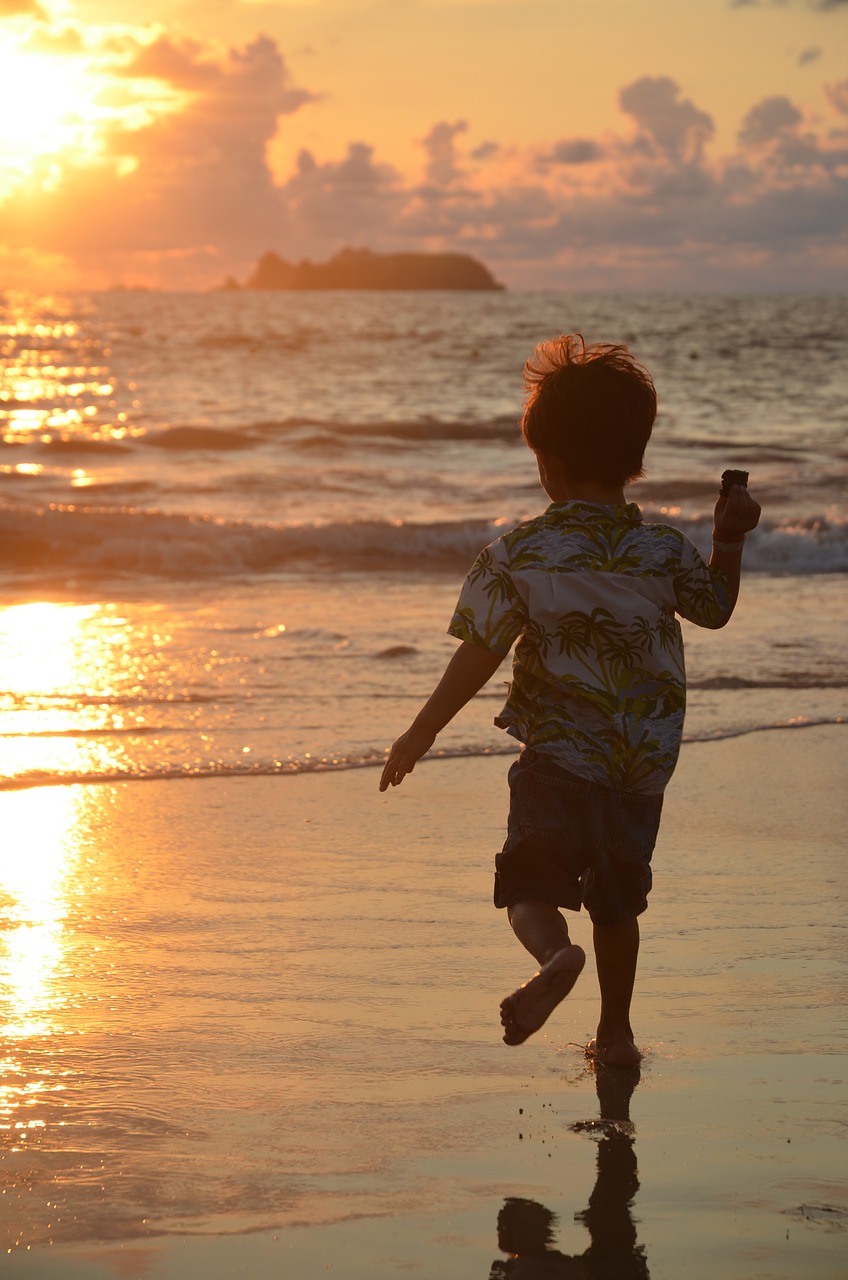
[713,484,761,543]
[378,640,502,793]
[379,724,437,791]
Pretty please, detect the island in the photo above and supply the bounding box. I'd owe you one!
[224,247,504,292]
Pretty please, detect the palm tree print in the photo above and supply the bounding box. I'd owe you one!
[449,500,732,794]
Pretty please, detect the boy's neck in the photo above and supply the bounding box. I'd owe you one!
[535,450,626,506]
[553,479,627,505]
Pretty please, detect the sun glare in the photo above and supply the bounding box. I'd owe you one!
[0,602,128,783]
[0,602,100,697]
[0,786,81,1039]
[0,31,187,201]
[0,43,105,185]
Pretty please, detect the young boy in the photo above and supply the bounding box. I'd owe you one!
[379,334,760,1067]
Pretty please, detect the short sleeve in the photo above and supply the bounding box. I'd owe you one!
[672,535,733,628]
[447,540,527,657]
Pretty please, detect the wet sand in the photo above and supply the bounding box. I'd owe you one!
[2,726,846,1278]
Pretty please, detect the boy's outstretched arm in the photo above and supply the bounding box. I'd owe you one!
[379,640,503,791]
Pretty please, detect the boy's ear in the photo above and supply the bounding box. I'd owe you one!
[536,449,565,484]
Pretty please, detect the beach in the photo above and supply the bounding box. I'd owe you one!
[1,288,846,1275]
[2,724,846,1279]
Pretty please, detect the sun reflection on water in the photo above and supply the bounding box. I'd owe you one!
[0,787,81,1040]
[0,300,137,448]
[0,787,88,1169]
[0,595,260,789]
[1,601,100,698]
[0,600,141,783]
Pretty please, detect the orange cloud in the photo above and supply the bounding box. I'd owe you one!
[825,77,848,113]
[0,19,845,292]
[417,120,468,186]
[0,32,314,284]
[0,0,44,15]
[113,34,224,90]
[20,24,84,55]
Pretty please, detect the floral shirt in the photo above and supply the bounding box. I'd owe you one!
[448,501,733,794]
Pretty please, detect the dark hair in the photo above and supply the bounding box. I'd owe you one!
[521,333,657,486]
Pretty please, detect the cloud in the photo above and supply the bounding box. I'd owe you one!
[1,45,846,292]
[618,76,714,162]
[0,33,314,272]
[273,142,406,249]
[470,140,499,161]
[114,35,222,89]
[417,120,468,185]
[825,78,848,113]
[21,24,84,54]
[262,74,846,288]
[544,138,605,166]
[0,0,44,14]
[738,95,803,145]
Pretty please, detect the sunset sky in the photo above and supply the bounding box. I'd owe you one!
[0,0,846,291]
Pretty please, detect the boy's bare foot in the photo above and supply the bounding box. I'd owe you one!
[500,944,585,1046]
[586,1032,643,1069]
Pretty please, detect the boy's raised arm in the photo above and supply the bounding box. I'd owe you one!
[709,483,761,623]
[379,640,504,791]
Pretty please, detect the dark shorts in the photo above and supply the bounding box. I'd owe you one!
[494,749,664,927]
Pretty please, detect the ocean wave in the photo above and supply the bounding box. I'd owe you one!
[143,426,261,451]
[1,716,844,791]
[1,503,847,580]
[315,418,519,443]
[1,415,521,456]
[1,437,131,456]
[222,415,520,446]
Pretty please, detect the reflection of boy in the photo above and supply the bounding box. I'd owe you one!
[489,1198,586,1279]
[490,1065,648,1279]
[380,335,760,1065]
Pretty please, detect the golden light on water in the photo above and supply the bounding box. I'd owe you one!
[0,786,92,1164]
[0,308,137,448]
[0,601,137,783]
[0,788,81,1040]
[1,602,99,697]
[0,597,216,792]
[0,601,141,1163]
[0,606,99,1039]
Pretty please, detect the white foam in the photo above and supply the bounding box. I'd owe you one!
[1,503,846,581]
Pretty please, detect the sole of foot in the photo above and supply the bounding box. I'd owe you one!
[500,944,586,1046]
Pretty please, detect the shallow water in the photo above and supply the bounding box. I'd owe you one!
[2,728,846,1277]
[0,573,845,791]
[2,289,846,1274]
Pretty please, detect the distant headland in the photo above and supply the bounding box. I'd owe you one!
[221,247,504,292]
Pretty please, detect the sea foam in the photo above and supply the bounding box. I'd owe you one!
[1,503,846,581]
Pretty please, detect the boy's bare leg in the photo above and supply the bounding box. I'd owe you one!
[590,917,642,1068]
[500,900,586,1045]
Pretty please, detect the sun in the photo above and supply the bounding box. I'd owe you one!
[0,38,108,193]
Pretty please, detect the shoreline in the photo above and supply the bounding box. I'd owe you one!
[1,715,845,793]
[2,725,846,1278]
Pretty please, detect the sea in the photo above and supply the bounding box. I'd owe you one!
[0,289,846,789]
[1,290,848,1276]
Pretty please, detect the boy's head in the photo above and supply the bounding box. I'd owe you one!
[521,334,657,487]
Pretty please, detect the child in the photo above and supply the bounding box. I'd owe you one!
[379,334,760,1067]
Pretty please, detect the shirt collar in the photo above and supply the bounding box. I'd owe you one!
[546,499,643,525]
